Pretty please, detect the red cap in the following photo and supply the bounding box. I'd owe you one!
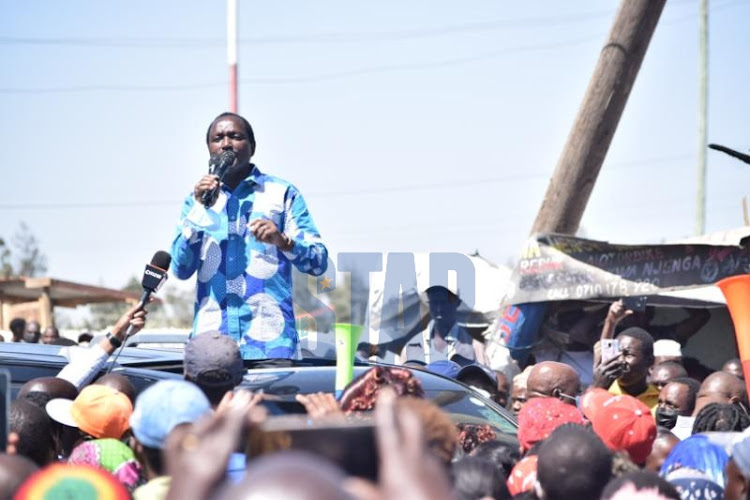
[517,397,584,452]
[507,455,538,496]
[587,394,656,464]
[580,388,614,421]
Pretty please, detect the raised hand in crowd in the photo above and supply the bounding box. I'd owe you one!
[345,388,452,500]
[296,392,345,421]
[601,299,633,340]
[592,353,629,389]
[165,390,266,500]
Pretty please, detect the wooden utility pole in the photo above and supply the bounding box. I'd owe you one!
[531,0,667,235]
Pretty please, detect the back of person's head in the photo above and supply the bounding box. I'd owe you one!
[452,456,511,500]
[692,402,750,433]
[396,397,457,465]
[18,376,78,401]
[9,317,26,338]
[536,425,612,500]
[471,440,520,479]
[77,332,93,344]
[0,453,38,499]
[339,366,424,413]
[94,374,137,406]
[9,399,55,466]
[601,470,680,499]
[184,332,245,406]
[217,451,348,500]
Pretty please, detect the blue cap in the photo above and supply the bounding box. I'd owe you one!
[456,364,499,386]
[129,380,211,449]
[425,360,461,379]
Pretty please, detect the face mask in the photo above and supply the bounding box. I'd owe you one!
[656,407,680,429]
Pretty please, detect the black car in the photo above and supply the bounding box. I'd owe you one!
[0,342,517,446]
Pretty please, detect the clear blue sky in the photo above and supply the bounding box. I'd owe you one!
[1,0,748,292]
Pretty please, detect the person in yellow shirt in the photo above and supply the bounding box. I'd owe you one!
[594,327,659,412]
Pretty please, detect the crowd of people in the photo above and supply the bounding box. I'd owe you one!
[3,317,93,346]
[3,111,750,499]
[2,293,750,500]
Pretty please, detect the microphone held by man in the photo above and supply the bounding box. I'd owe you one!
[200,150,237,207]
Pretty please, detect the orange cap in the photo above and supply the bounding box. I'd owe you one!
[71,385,133,439]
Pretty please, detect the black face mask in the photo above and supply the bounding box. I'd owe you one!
[656,407,680,429]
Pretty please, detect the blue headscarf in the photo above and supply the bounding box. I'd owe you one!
[660,434,729,488]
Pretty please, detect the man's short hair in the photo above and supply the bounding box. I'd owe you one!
[537,424,612,500]
[601,470,680,500]
[9,318,26,336]
[10,399,53,466]
[616,327,655,361]
[205,112,256,151]
[669,376,701,413]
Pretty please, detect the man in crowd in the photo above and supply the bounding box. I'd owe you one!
[401,285,486,366]
[23,321,41,343]
[9,318,25,342]
[723,358,745,380]
[510,368,530,416]
[536,425,613,500]
[526,361,581,405]
[171,112,328,360]
[656,377,700,429]
[649,361,688,391]
[41,326,60,345]
[693,370,748,416]
[595,327,660,411]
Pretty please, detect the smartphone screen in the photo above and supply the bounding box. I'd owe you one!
[622,296,648,312]
[251,415,378,480]
[601,339,620,364]
[0,369,10,452]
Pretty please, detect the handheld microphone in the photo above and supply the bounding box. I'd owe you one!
[125,250,172,337]
[201,150,237,206]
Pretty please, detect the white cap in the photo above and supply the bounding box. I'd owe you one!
[654,339,682,358]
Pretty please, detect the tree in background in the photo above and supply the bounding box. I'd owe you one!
[86,277,194,331]
[13,222,47,277]
[0,222,48,278]
[0,238,12,279]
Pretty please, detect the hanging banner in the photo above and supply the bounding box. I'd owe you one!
[502,232,750,305]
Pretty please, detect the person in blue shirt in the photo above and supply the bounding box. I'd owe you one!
[171,112,328,360]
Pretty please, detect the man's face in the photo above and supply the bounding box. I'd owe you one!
[42,326,59,345]
[658,382,692,416]
[426,288,458,332]
[617,335,651,386]
[649,365,682,391]
[495,371,510,408]
[206,116,254,174]
[511,383,527,416]
[23,322,41,343]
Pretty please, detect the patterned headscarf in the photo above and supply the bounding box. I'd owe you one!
[68,438,143,491]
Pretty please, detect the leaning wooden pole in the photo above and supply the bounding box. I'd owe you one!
[530,0,667,235]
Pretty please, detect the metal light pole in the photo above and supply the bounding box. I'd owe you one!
[228,0,238,113]
[695,0,709,235]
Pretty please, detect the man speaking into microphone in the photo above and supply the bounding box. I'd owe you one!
[171,112,328,360]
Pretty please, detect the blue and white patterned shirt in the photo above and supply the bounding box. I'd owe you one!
[170,165,328,359]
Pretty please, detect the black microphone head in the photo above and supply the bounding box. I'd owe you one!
[150,250,172,271]
[208,154,221,174]
[214,150,237,179]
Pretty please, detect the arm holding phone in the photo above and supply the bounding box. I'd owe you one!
[593,300,632,389]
